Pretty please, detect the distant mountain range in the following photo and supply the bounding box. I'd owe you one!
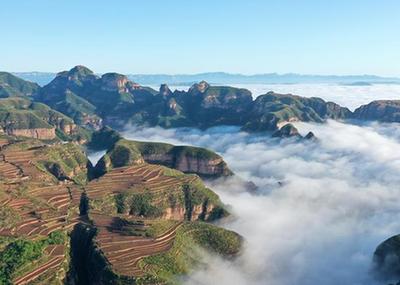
[13,71,400,86]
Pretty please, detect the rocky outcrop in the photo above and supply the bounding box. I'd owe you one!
[353,100,400,122]
[272,123,301,138]
[272,124,318,141]
[161,203,215,221]
[304,131,317,140]
[140,146,233,178]
[5,127,56,139]
[159,84,172,97]
[100,73,130,93]
[174,156,232,177]
[373,234,400,280]
[143,153,232,177]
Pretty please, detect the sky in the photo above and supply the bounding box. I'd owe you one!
[1,0,399,76]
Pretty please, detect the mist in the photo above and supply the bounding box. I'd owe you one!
[120,121,400,285]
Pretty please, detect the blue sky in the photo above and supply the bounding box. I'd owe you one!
[1,0,399,75]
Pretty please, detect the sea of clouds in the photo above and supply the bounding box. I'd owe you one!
[120,120,400,285]
[150,83,400,111]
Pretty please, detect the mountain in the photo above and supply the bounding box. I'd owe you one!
[0,130,241,284]
[0,72,39,98]
[243,91,351,131]
[35,66,159,130]
[34,66,352,134]
[15,71,400,86]
[0,97,89,141]
[353,100,400,122]
[90,127,233,178]
[11,66,400,137]
[373,235,400,282]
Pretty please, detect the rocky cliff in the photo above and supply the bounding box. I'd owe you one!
[4,127,56,140]
[90,132,233,178]
[0,97,85,141]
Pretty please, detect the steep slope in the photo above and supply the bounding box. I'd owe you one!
[353,100,400,122]
[35,66,158,129]
[0,97,88,141]
[35,66,102,129]
[0,72,39,98]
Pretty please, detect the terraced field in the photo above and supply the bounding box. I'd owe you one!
[86,163,198,199]
[91,213,182,277]
[13,244,65,285]
[0,138,83,284]
[0,135,239,284]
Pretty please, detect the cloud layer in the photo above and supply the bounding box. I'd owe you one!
[121,120,400,285]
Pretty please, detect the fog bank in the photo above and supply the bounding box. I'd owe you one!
[121,121,400,285]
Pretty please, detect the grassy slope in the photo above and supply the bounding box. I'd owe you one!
[34,143,89,184]
[137,222,242,285]
[0,72,39,97]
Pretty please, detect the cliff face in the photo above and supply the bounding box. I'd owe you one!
[161,203,215,221]
[89,129,234,179]
[5,127,56,139]
[174,156,232,177]
[353,100,400,122]
[143,153,232,177]
[100,73,129,93]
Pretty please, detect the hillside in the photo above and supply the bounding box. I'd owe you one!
[0,72,39,98]
[0,133,241,284]
[0,97,89,141]
[90,128,233,178]
[353,100,400,122]
[243,91,351,131]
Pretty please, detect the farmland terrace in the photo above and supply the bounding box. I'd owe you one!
[0,133,241,285]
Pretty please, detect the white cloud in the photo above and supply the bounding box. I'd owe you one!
[121,120,400,285]
[87,149,106,165]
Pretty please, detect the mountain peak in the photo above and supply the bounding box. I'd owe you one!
[69,65,94,76]
[100,73,129,92]
[189,80,210,93]
[55,65,95,81]
[159,84,172,97]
